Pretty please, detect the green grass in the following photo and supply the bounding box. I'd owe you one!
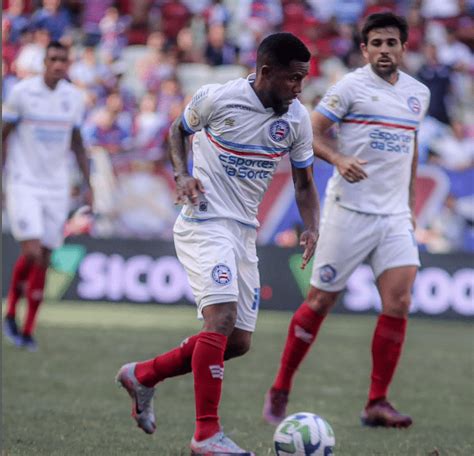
[2,302,474,455]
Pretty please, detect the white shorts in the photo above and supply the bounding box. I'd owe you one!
[311,201,420,292]
[6,184,69,250]
[173,216,260,332]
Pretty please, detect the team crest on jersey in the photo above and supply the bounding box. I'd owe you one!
[212,264,232,285]
[320,264,337,283]
[269,120,290,142]
[407,97,421,114]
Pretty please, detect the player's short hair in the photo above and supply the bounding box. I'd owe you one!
[361,12,409,45]
[46,41,68,54]
[256,32,310,69]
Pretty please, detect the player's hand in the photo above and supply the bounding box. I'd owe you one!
[299,229,319,270]
[335,156,368,183]
[175,174,205,206]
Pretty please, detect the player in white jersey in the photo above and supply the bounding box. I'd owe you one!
[116,33,320,454]
[2,41,92,351]
[264,13,430,429]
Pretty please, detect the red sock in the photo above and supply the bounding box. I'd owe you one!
[273,302,325,392]
[135,334,199,387]
[6,255,33,318]
[23,263,48,336]
[192,332,227,441]
[368,314,407,404]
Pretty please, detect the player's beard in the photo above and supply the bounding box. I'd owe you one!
[372,59,398,80]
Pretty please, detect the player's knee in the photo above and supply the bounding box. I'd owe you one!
[306,287,337,316]
[225,338,251,360]
[384,290,411,317]
[23,248,42,265]
[202,303,237,335]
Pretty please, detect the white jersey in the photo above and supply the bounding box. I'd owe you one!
[316,64,430,215]
[181,74,314,227]
[2,76,85,193]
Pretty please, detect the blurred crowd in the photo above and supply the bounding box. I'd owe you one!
[2,0,474,252]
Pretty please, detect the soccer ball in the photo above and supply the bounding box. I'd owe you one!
[273,412,335,456]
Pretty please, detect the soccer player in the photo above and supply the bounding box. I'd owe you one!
[2,41,92,351]
[116,33,320,454]
[263,12,430,429]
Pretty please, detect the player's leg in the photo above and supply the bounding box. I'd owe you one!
[4,240,41,344]
[263,287,338,425]
[264,204,379,425]
[21,246,51,351]
[132,326,251,390]
[19,193,69,351]
[362,214,419,428]
[361,265,416,428]
[4,186,43,345]
[192,301,236,442]
[191,221,257,453]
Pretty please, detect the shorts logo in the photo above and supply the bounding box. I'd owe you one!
[199,201,208,212]
[211,264,232,285]
[407,97,421,114]
[320,264,337,283]
[269,120,290,142]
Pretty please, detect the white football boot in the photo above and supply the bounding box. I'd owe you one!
[115,362,156,434]
[190,430,255,455]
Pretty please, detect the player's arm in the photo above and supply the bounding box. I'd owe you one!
[311,111,367,183]
[71,127,93,207]
[292,165,320,270]
[169,116,205,206]
[409,132,419,229]
[2,122,16,168]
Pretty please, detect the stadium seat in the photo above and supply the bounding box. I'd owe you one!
[176,63,214,96]
[212,64,248,84]
[120,45,149,97]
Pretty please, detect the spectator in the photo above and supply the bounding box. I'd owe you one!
[82,0,115,46]
[86,108,132,158]
[156,77,184,120]
[69,46,112,92]
[133,93,170,162]
[204,23,239,66]
[175,27,203,63]
[204,0,231,26]
[429,121,474,170]
[14,26,50,78]
[3,0,30,44]
[160,0,192,44]
[2,18,20,73]
[30,0,72,42]
[99,6,129,60]
[438,27,473,69]
[420,0,460,19]
[417,42,452,125]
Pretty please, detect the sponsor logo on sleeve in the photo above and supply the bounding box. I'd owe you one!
[211,263,232,285]
[269,120,290,142]
[326,95,340,109]
[187,108,200,127]
[407,96,421,114]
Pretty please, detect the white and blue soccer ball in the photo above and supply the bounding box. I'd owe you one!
[273,412,335,456]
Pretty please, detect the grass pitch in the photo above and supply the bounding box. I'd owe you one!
[2,302,473,455]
